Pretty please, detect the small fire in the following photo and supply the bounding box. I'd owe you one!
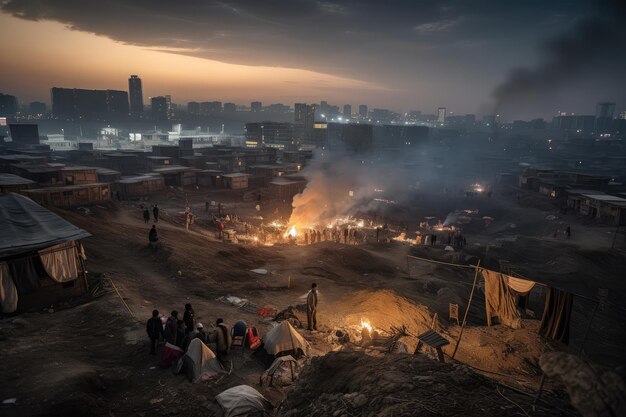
[360,319,372,333]
[287,226,297,237]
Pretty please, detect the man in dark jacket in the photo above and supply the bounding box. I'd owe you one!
[148,225,159,250]
[183,303,195,334]
[153,204,160,223]
[143,207,150,223]
[146,309,164,354]
[164,310,178,345]
[307,283,318,331]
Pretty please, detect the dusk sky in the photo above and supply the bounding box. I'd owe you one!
[0,0,624,119]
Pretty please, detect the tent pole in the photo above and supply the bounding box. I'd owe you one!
[452,260,480,359]
[579,301,599,355]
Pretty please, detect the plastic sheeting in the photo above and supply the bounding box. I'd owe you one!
[263,321,310,356]
[481,269,522,329]
[39,242,79,283]
[176,339,223,382]
[215,385,271,417]
[0,193,90,258]
[0,262,18,313]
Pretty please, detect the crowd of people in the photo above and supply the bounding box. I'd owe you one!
[147,303,237,367]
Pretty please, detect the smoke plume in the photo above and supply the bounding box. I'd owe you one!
[493,0,626,112]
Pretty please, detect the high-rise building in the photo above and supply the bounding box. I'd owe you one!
[187,101,200,115]
[51,87,128,119]
[200,101,222,115]
[358,104,368,118]
[437,107,447,124]
[343,104,352,119]
[620,110,626,120]
[0,93,19,116]
[29,101,46,115]
[267,103,289,113]
[251,101,262,112]
[294,103,316,143]
[128,75,144,116]
[223,102,236,113]
[151,96,170,120]
[595,102,616,133]
[245,122,294,148]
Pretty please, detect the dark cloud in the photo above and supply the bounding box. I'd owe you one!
[1,0,609,115]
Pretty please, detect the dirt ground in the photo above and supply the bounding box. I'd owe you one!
[1,186,623,416]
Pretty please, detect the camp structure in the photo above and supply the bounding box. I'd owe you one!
[210,385,272,417]
[256,321,310,367]
[174,338,223,382]
[0,193,91,313]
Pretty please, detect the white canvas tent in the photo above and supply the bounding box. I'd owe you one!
[262,321,310,356]
[175,339,223,382]
[213,385,271,417]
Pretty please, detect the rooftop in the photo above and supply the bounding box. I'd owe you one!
[0,173,36,186]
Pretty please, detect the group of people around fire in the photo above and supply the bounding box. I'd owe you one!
[301,226,367,245]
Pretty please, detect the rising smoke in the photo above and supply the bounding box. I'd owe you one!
[492,0,626,114]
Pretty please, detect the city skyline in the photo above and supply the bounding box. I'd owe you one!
[0,1,625,119]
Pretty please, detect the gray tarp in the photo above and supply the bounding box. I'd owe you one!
[0,193,91,258]
[39,242,79,283]
[215,385,271,417]
[0,262,18,313]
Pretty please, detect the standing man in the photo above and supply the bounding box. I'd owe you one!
[153,204,159,223]
[566,225,571,239]
[209,318,232,365]
[143,207,150,224]
[183,303,195,334]
[307,283,318,331]
[148,225,159,249]
[164,310,179,345]
[146,309,163,355]
[194,323,209,345]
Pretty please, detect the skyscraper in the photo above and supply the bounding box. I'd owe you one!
[358,104,368,119]
[251,101,262,112]
[151,96,169,120]
[294,103,316,143]
[128,75,144,116]
[437,107,447,124]
[343,104,352,119]
[187,101,200,115]
[595,102,616,133]
[51,87,128,119]
[0,93,18,116]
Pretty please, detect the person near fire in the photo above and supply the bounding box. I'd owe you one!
[307,283,319,331]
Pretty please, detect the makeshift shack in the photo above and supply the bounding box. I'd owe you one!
[21,183,111,208]
[0,193,91,313]
[113,175,165,199]
[0,173,36,194]
[222,173,250,190]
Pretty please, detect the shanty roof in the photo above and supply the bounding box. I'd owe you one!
[580,194,626,202]
[152,165,193,174]
[0,193,91,257]
[0,173,36,186]
[118,175,162,184]
[222,173,250,178]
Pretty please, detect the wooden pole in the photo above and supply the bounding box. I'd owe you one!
[579,301,599,355]
[452,260,481,359]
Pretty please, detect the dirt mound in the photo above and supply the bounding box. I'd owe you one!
[333,290,435,338]
[281,351,575,417]
[316,246,396,275]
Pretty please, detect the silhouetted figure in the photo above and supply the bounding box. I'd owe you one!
[307,283,318,331]
[183,303,195,334]
[148,225,159,249]
[146,309,164,355]
[164,311,179,345]
[143,207,150,223]
[153,204,159,223]
[566,226,571,239]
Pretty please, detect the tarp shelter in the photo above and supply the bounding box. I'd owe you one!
[262,321,310,357]
[212,385,272,417]
[0,193,90,313]
[175,338,223,382]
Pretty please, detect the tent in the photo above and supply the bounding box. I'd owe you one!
[175,339,223,382]
[262,321,310,357]
[0,193,91,313]
[212,385,272,417]
[260,355,298,387]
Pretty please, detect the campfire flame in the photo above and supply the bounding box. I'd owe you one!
[360,319,373,334]
[286,225,297,238]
